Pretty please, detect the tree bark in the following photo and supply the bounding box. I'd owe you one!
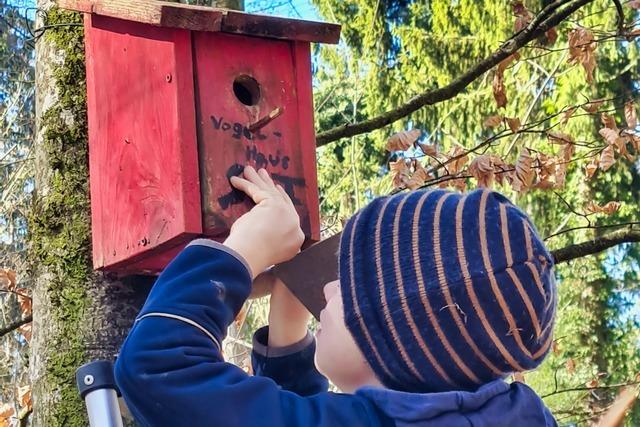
[30,0,244,425]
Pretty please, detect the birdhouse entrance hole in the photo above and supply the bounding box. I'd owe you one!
[233,75,261,106]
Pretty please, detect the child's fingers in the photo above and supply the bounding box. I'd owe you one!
[243,165,268,189]
[257,168,276,187]
[230,176,263,201]
[276,185,295,207]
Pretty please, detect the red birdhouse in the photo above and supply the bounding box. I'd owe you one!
[59,0,341,274]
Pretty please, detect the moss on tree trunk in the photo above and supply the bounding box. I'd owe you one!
[30,6,150,426]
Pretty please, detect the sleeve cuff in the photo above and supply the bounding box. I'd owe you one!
[252,326,315,358]
[187,238,252,277]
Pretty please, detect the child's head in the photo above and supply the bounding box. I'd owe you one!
[314,188,557,393]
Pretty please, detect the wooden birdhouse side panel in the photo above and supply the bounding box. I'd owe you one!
[291,41,320,241]
[85,15,202,270]
[193,32,320,241]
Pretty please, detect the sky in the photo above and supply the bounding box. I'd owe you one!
[245,0,321,20]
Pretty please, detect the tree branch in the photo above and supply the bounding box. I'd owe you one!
[316,0,595,146]
[0,315,32,338]
[541,379,640,399]
[551,229,640,264]
[611,0,625,36]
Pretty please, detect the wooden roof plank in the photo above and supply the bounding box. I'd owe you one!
[56,0,340,44]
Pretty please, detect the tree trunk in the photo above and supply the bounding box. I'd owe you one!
[30,0,244,425]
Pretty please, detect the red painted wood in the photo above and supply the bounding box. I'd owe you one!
[292,41,320,242]
[193,32,320,241]
[85,14,202,271]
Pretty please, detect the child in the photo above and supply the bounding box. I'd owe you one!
[115,166,558,426]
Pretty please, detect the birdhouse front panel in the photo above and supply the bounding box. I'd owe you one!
[193,32,320,240]
[61,0,340,274]
[85,14,203,271]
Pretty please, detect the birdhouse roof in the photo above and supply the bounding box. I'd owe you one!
[58,0,341,44]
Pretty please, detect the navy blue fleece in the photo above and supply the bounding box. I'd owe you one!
[114,241,556,427]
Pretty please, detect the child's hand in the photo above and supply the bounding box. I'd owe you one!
[223,166,305,279]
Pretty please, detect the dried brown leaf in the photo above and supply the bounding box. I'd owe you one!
[484,115,504,129]
[561,107,577,125]
[625,101,637,129]
[568,28,597,83]
[390,159,411,189]
[582,99,605,114]
[512,1,534,33]
[406,162,432,190]
[469,155,495,188]
[446,144,470,175]
[599,128,621,147]
[566,358,576,375]
[514,148,535,191]
[450,178,467,192]
[600,145,616,171]
[631,135,640,152]
[537,153,557,179]
[492,53,520,109]
[534,179,555,190]
[561,143,575,163]
[386,129,421,152]
[506,117,521,133]
[585,157,599,179]
[493,71,507,109]
[498,52,521,73]
[552,340,560,356]
[582,52,597,84]
[418,142,439,157]
[544,27,558,46]
[601,113,618,130]
[586,201,621,215]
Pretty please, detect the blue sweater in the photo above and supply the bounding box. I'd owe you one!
[114,240,557,427]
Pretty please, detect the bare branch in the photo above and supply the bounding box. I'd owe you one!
[0,316,32,339]
[542,379,640,398]
[316,0,596,146]
[545,221,640,240]
[551,229,640,264]
[611,0,625,36]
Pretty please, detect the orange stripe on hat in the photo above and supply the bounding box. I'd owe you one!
[391,193,455,387]
[347,210,397,381]
[479,191,535,360]
[500,203,543,340]
[435,194,505,378]
[456,194,526,372]
[375,196,427,382]
[431,193,483,384]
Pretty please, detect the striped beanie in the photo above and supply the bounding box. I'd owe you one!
[338,189,557,393]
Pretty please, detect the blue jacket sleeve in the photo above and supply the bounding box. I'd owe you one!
[251,326,329,396]
[114,240,392,427]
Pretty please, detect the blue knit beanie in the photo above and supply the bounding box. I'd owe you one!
[338,188,557,393]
